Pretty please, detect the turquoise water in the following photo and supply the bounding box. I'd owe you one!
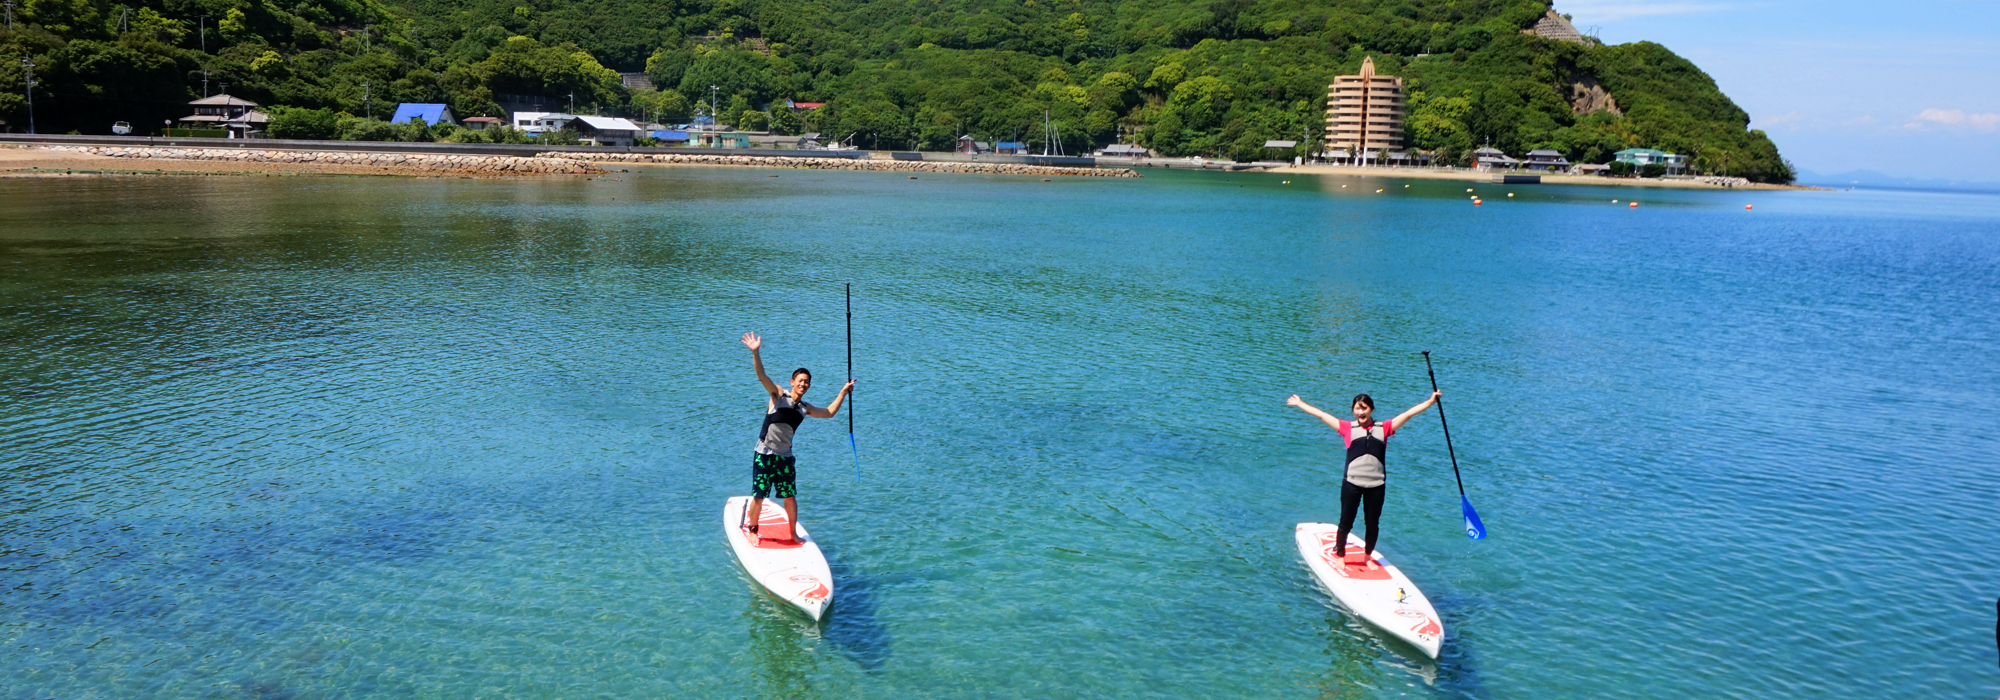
[2,168,1997,698]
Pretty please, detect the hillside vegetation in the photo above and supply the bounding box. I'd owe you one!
[0,0,1793,181]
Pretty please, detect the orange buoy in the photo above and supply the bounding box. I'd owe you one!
[1745,204,1753,210]
[1629,202,1639,208]
[1473,199,1483,205]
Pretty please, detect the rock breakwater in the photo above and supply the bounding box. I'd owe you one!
[40,145,603,175]
[547,152,1140,177]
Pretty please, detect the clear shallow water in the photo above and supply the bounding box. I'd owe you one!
[2,168,1997,698]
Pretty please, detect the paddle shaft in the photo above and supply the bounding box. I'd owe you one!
[846,284,853,435]
[1421,351,1467,497]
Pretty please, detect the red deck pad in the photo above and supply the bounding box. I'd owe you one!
[745,507,802,548]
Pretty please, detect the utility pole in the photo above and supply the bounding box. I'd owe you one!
[4,1,14,31]
[20,55,34,134]
[201,68,209,97]
[709,85,718,130]
[567,92,574,114]
[199,14,209,53]
[362,82,371,119]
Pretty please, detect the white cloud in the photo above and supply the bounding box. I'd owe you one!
[1909,108,2000,131]
[1754,111,1802,128]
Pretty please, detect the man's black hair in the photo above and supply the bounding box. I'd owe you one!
[792,367,812,380]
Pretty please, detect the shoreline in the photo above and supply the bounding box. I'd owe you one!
[3,145,1807,188]
[1271,163,1811,189]
[3,145,602,177]
[0,145,1135,179]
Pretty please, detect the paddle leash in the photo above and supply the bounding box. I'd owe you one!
[1422,351,1486,540]
[847,283,859,477]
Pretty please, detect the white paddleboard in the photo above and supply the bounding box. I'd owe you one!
[1295,522,1443,658]
[724,496,834,620]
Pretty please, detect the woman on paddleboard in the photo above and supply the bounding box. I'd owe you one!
[1287,390,1440,568]
[742,332,853,544]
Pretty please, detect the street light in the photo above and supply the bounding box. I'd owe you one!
[20,56,34,135]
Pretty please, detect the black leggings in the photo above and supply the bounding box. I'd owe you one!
[1336,481,1386,557]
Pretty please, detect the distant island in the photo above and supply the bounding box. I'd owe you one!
[0,0,1793,183]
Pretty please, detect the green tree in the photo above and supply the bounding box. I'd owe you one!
[631,89,690,124]
[267,107,340,139]
[768,104,804,135]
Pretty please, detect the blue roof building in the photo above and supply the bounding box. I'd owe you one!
[388,103,457,126]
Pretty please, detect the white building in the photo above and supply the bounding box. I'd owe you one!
[565,116,645,147]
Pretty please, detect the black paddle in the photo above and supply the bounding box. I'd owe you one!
[1423,351,1486,540]
[847,284,858,477]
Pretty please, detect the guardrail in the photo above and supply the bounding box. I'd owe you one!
[0,133,870,160]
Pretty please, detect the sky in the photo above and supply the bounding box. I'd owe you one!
[1562,0,2000,182]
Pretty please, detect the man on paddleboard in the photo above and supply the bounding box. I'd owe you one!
[1287,391,1440,569]
[742,331,853,544]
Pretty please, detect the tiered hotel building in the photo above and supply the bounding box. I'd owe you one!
[1325,56,1405,155]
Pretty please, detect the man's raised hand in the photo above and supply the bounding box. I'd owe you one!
[742,332,762,352]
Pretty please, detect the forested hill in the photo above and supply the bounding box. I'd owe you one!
[0,0,1794,182]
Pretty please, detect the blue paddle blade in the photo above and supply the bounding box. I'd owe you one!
[849,432,859,477]
[1461,495,1487,540]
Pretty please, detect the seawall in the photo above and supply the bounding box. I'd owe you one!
[552,152,1140,177]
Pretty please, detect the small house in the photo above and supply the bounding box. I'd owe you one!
[995,141,1028,155]
[179,94,268,138]
[956,135,986,154]
[1473,146,1520,171]
[1099,144,1149,158]
[1612,148,1687,175]
[651,130,691,145]
[511,112,577,134]
[389,103,457,127]
[694,131,751,148]
[566,116,644,147]
[461,116,501,131]
[1523,148,1571,171]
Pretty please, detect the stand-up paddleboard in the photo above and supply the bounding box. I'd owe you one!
[724,496,834,620]
[1295,522,1443,658]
